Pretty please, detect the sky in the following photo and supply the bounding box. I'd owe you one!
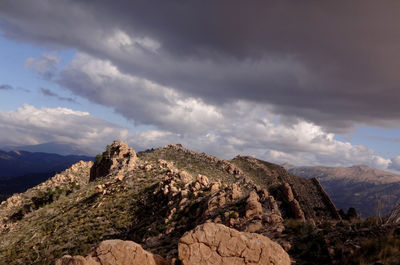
[1,1,400,172]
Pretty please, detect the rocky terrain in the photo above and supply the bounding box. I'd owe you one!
[286,165,400,217]
[0,149,92,202]
[1,141,400,264]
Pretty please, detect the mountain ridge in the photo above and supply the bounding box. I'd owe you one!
[285,164,400,217]
[2,141,398,265]
[1,141,96,156]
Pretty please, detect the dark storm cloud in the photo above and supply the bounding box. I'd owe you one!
[1,1,400,131]
[39,87,76,103]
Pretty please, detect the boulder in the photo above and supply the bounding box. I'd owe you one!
[245,191,263,218]
[178,222,290,265]
[56,240,170,265]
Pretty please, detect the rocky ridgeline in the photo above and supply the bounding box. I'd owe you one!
[57,222,290,265]
[51,141,320,264]
[150,144,245,179]
[0,141,346,264]
[232,155,341,221]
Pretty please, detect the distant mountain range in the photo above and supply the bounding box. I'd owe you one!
[284,164,400,217]
[0,149,93,177]
[1,141,96,156]
[0,149,93,202]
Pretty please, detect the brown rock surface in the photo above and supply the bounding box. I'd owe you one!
[245,191,262,218]
[178,222,290,265]
[281,183,305,220]
[90,141,138,181]
[56,240,170,265]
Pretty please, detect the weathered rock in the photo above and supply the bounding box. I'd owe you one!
[281,183,294,202]
[210,182,221,193]
[289,200,306,220]
[281,183,305,220]
[245,191,262,218]
[387,202,400,224]
[178,222,290,265]
[196,174,210,187]
[204,184,242,217]
[178,171,193,183]
[56,239,170,265]
[231,184,242,200]
[90,141,138,181]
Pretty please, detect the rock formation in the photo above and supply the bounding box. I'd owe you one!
[90,141,138,181]
[56,223,290,265]
[178,222,291,265]
[56,240,170,265]
[387,202,400,224]
[281,183,305,220]
[0,141,345,265]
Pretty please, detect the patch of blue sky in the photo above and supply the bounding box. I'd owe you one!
[336,126,400,158]
[0,34,153,134]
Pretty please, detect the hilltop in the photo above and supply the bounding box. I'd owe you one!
[1,142,399,265]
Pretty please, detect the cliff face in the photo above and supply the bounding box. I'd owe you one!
[231,156,341,220]
[287,165,400,216]
[0,141,341,265]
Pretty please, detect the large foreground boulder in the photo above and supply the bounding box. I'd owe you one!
[178,222,290,265]
[55,240,169,265]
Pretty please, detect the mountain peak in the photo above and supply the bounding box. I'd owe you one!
[90,141,138,181]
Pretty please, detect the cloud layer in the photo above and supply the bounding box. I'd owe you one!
[2,1,400,131]
[0,104,130,153]
[56,53,395,170]
[1,1,400,171]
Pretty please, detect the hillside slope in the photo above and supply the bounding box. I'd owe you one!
[0,142,342,264]
[0,150,92,202]
[287,165,400,217]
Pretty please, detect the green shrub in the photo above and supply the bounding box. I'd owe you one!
[95,154,103,164]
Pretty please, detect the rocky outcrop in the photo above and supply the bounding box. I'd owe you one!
[178,222,290,265]
[281,183,305,220]
[310,178,341,220]
[245,191,262,218]
[387,202,400,224]
[232,156,341,220]
[90,141,138,181]
[56,240,170,265]
[56,224,290,265]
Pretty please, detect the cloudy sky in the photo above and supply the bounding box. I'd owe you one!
[1,1,400,171]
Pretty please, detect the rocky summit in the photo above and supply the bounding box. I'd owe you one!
[1,141,398,265]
